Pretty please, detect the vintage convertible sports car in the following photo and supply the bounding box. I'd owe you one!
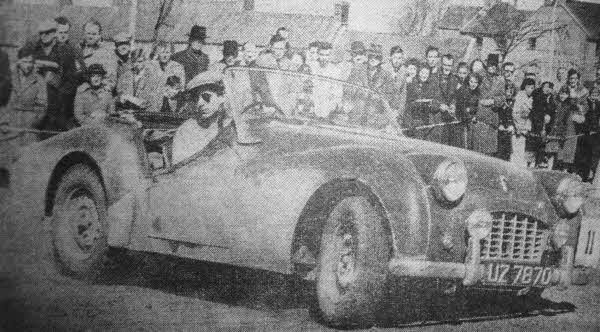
[7,67,584,327]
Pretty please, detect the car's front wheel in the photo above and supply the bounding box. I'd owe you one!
[314,196,390,328]
[51,164,109,279]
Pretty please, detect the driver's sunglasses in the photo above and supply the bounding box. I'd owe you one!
[39,29,56,36]
[504,69,515,74]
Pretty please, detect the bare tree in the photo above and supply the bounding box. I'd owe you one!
[395,0,453,36]
[492,12,567,59]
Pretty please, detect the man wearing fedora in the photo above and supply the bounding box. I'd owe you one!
[187,40,239,91]
[172,25,210,84]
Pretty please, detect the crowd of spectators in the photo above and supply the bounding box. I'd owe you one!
[1,18,600,180]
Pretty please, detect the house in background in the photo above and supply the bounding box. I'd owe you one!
[460,0,600,82]
[459,2,535,64]
[1,0,472,68]
[162,0,470,62]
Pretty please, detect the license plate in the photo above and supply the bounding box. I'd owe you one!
[483,263,554,286]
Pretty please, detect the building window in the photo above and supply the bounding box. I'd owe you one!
[243,0,254,11]
[528,37,537,50]
[476,36,483,49]
[334,1,349,26]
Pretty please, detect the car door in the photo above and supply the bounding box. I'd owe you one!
[146,125,244,249]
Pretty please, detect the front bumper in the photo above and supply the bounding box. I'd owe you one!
[389,238,574,288]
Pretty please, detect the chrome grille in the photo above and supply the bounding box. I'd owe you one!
[480,212,549,264]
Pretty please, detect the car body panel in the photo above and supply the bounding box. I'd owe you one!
[7,67,581,286]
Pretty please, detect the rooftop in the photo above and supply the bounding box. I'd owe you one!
[437,5,482,31]
[460,2,532,36]
[163,1,341,47]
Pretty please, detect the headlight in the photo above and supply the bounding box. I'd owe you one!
[555,178,584,215]
[433,160,468,203]
[552,220,570,248]
[466,209,493,240]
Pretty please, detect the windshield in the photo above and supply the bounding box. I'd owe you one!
[224,67,400,132]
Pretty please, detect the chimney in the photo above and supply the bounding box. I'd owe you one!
[334,1,349,26]
[243,0,254,11]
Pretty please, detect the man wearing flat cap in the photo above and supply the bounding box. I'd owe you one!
[114,32,134,96]
[342,41,368,87]
[366,44,394,98]
[74,64,114,126]
[28,19,80,134]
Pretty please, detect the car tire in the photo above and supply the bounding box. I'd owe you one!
[51,164,109,280]
[314,195,390,328]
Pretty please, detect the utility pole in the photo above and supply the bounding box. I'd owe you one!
[129,0,138,48]
[550,0,559,75]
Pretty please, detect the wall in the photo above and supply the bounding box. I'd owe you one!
[450,0,544,10]
[253,0,335,16]
[253,0,409,33]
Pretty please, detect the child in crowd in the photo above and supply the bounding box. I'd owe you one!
[511,78,536,167]
[74,64,114,126]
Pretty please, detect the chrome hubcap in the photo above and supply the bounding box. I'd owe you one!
[65,193,100,253]
[335,213,357,289]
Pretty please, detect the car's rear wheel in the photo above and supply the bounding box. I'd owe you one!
[314,196,390,328]
[51,164,109,279]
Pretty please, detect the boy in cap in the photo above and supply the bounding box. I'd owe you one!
[74,64,114,126]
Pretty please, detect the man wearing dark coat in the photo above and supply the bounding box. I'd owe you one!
[172,25,210,84]
[529,82,556,166]
[28,20,80,134]
[474,54,505,156]
[172,25,210,106]
[438,54,459,145]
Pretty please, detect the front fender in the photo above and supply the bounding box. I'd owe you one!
[241,145,432,270]
[9,124,145,224]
